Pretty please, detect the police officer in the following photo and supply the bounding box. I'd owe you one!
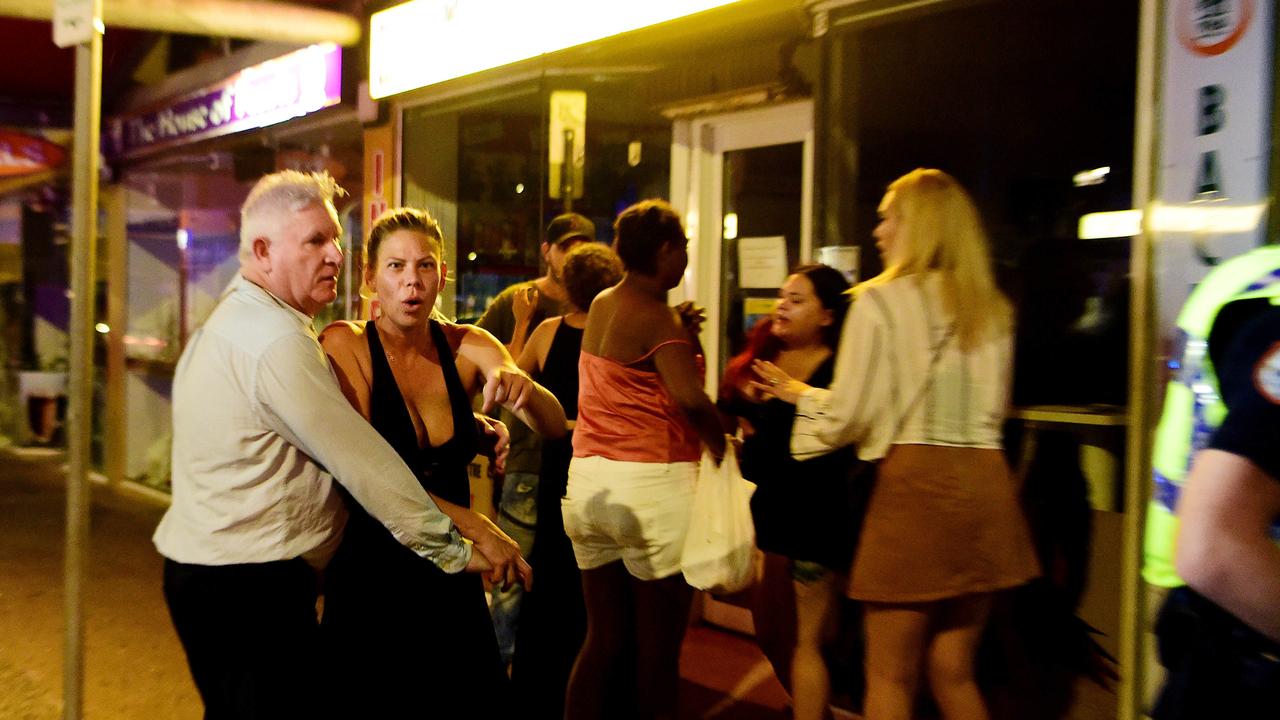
[1144,245,1280,589]
[1141,245,1280,703]
[1151,298,1280,718]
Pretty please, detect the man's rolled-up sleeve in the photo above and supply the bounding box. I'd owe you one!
[254,332,471,573]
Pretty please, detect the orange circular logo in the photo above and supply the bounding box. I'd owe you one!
[1177,0,1255,57]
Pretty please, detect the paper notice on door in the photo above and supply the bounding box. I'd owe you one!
[737,236,788,288]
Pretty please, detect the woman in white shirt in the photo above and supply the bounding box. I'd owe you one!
[755,168,1039,720]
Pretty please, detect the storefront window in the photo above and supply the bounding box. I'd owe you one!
[402,78,671,322]
[822,0,1139,408]
[118,132,363,491]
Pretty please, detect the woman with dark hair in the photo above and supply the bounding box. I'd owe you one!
[317,207,566,715]
[562,199,727,720]
[511,242,624,718]
[719,263,858,720]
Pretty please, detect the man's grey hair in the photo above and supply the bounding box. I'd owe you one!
[238,170,348,260]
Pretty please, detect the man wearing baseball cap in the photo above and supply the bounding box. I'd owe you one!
[477,212,595,665]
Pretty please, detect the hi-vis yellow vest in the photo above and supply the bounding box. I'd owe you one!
[1143,245,1280,588]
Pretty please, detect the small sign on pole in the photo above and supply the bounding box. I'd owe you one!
[549,90,585,202]
[53,0,98,48]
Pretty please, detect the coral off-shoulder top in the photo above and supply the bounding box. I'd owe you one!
[572,340,702,464]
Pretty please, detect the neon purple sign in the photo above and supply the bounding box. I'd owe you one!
[108,44,342,160]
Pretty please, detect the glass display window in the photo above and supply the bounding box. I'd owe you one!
[402,76,672,322]
[823,0,1139,408]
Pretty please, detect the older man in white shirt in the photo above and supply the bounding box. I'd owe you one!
[153,170,527,719]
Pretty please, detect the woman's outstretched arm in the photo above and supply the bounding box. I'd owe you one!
[460,325,568,440]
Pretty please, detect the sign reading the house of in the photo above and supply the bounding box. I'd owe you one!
[108,44,342,159]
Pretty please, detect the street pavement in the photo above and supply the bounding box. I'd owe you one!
[0,448,199,720]
[0,448,791,719]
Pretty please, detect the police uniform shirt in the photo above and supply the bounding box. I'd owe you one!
[1209,304,1280,483]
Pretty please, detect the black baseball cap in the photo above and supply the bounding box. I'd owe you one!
[546,213,595,246]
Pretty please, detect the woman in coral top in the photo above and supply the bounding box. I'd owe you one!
[562,199,727,720]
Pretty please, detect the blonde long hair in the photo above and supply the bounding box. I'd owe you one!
[856,168,1011,350]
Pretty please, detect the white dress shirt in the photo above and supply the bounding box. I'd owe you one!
[793,272,1012,462]
[154,274,471,572]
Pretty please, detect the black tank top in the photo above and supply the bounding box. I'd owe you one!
[366,319,476,507]
[323,321,509,714]
[540,318,583,420]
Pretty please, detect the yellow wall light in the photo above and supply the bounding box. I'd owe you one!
[1072,166,1110,187]
[1078,209,1143,239]
[1077,203,1268,239]
[723,212,739,240]
[369,0,744,99]
[1148,202,1267,234]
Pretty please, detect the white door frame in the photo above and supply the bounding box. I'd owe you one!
[669,99,814,397]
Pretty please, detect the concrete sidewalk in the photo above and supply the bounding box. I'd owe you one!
[0,449,199,720]
[0,449,791,719]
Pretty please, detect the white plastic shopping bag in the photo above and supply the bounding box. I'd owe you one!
[681,441,756,594]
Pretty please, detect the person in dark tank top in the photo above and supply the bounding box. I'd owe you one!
[718,263,860,720]
[510,242,624,719]
[317,207,566,716]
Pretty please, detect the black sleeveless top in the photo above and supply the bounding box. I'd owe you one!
[539,318,583,420]
[321,319,508,715]
[512,317,590,716]
[537,318,583,507]
[719,355,862,569]
[366,319,477,506]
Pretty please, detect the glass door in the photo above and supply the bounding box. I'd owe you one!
[672,100,813,399]
[718,143,805,382]
[670,100,813,633]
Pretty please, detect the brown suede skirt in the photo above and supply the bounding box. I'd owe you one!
[848,443,1041,603]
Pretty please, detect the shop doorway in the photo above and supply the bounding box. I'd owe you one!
[672,100,813,400]
[671,99,814,633]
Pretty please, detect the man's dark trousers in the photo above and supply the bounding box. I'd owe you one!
[163,557,324,720]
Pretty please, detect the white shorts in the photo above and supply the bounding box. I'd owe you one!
[561,455,697,581]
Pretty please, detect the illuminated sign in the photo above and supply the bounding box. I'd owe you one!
[0,131,67,177]
[1149,0,1272,332]
[108,44,342,160]
[369,0,742,99]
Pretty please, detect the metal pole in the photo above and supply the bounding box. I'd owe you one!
[562,128,575,213]
[104,186,127,487]
[1120,1,1163,718]
[64,1,102,716]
